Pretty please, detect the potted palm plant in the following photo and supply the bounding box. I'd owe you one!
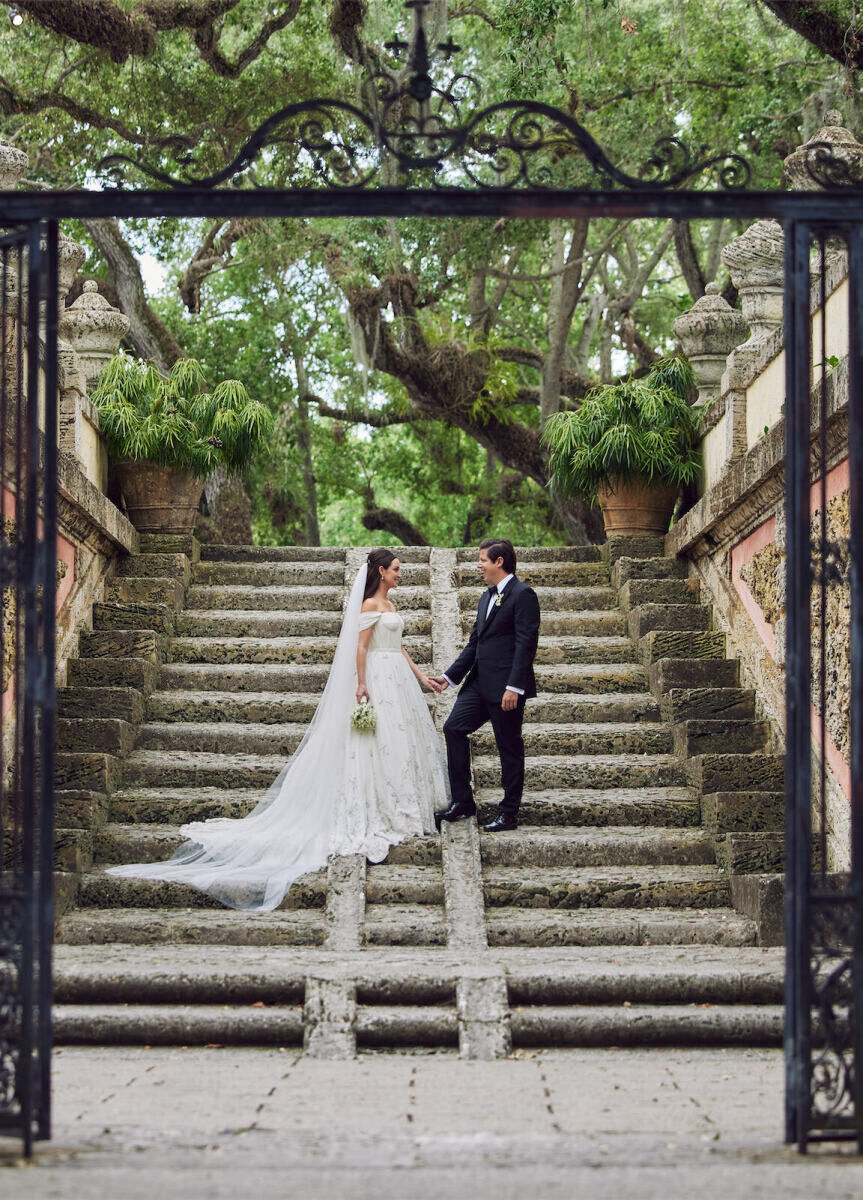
[542,356,700,536]
[91,353,272,533]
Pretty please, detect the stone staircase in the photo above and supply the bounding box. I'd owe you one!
[52,538,785,1055]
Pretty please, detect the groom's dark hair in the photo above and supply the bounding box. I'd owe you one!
[480,538,516,574]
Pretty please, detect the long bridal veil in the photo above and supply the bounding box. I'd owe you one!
[108,563,368,911]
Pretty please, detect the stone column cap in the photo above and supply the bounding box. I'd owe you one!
[721,219,784,290]
[673,281,749,357]
[0,138,28,190]
[61,279,129,335]
[783,110,863,190]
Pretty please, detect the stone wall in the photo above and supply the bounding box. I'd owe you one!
[669,114,860,869]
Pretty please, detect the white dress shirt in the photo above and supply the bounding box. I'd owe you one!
[444,574,524,696]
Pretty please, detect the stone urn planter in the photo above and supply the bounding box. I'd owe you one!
[596,476,679,536]
[113,459,203,534]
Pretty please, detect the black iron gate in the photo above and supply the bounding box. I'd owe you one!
[784,220,863,1150]
[0,219,58,1156]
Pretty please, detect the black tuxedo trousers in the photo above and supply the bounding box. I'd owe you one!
[442,577,540,817]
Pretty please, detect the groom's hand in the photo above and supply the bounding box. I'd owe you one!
[429,675,450,691]
[501,688,519,711]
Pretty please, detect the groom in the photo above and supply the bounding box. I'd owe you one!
[431,538,541,833]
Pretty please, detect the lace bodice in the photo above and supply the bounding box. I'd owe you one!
[359,609,404,652]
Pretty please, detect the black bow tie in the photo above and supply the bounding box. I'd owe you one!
[488,585,498,596]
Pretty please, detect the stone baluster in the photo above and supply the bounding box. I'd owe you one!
[59,280,130,390]
[673,282,748,407]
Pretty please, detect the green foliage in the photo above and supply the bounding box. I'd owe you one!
[542,357,701,502]
[91,353,273,478]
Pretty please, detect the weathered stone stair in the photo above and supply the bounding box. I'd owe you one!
[52,538,784,1054]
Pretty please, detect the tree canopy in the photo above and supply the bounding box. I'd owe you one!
[3,0,855,544]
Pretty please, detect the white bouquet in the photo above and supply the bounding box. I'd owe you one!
[350,698,377,733]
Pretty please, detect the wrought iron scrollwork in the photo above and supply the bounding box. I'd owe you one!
[809,897,856,1129]
[98,1,750,193]
[803,143,863,190]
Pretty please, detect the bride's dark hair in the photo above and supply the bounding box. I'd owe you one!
[364,548,397,600]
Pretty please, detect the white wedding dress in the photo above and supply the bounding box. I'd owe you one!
[108,564,449,911]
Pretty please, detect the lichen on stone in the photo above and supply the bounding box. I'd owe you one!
[740,541,784,623]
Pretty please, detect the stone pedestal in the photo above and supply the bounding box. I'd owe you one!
[720,219,785,388]
[673,282,748,407]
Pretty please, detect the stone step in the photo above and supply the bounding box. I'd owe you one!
[459,585,616,612]
[673,719,770,757]
[482,864,730,909]
[486,906,756,947]
[201,545,346,562]
[476,786,700,828]
[628,604,711,639]
[177,608,432,637]
[717,831,785,874]
[93,601,176,633]
[478,826,714,868]
[701,791,784,833]
[55,906,326,946]
[456,563,609,587]
[660,687,756,723]
[687,753,785,794]
[525,692,660,724]
[534,636,636,665]
[455,546,602,563]
[57,717,137,757]
[618,578,700,611]
[76,866,327,910]
[78,629,164,663]
[159,663,330,693]
[58,686,146,725]
[119,553,191,583]
[94,823,440,868]
[649,658,740,691]
[194,561,429,587]
[136,721,309,756]
[53,1004,304,1046]
[68,657,159,693]
[365,865,444,905]
[121,749,288,789]
[509,1004,782,1047]
[472,754,688,791]
[147,690,321,724]
[55,752,122,794]
[461,611,627,638]
[167,633,431,665]
[532,663,648,694]
[108,786,265,824]
[105,576,185,609]
[355,1005,459,1049]
[639,630,725,665]
[138,534,199,560]
[470,722,672,757]
[612,556,688,587]
[56,789,110,830]
[185,584,429,611]
[362,903,446,946]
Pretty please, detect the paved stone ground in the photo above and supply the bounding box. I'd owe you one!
[4,1048,863,1198]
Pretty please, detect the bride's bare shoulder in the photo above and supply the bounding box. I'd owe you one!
[361,599,385,612]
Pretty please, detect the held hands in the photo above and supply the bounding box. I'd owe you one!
[356,684,370,704]
[428,675,450,692]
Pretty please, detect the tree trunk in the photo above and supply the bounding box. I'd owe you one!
[292,350,321,546]
[362,505,428,546]
[84,218,184,372]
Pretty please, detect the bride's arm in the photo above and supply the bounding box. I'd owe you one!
[402,646,443,692]
[356,626,374,702]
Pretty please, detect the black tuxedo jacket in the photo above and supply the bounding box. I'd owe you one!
[445,576,541,704]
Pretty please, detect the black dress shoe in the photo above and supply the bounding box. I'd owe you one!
[483,813,518,833]
[434,803,476,830]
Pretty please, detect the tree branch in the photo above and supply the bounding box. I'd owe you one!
[756,1,863,69]
[304,394,428,428]
[362,503,429,547]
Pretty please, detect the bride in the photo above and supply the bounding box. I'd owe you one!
[108,548,450,911]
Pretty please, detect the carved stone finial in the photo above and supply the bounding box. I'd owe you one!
[673,281,749,406]
[783,108,863,191]
[57,233,87,307]
[720,219,784,381]
[0,138,28,190]
[59,280,130,389]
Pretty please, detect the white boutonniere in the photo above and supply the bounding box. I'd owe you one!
[494,593,504,608]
